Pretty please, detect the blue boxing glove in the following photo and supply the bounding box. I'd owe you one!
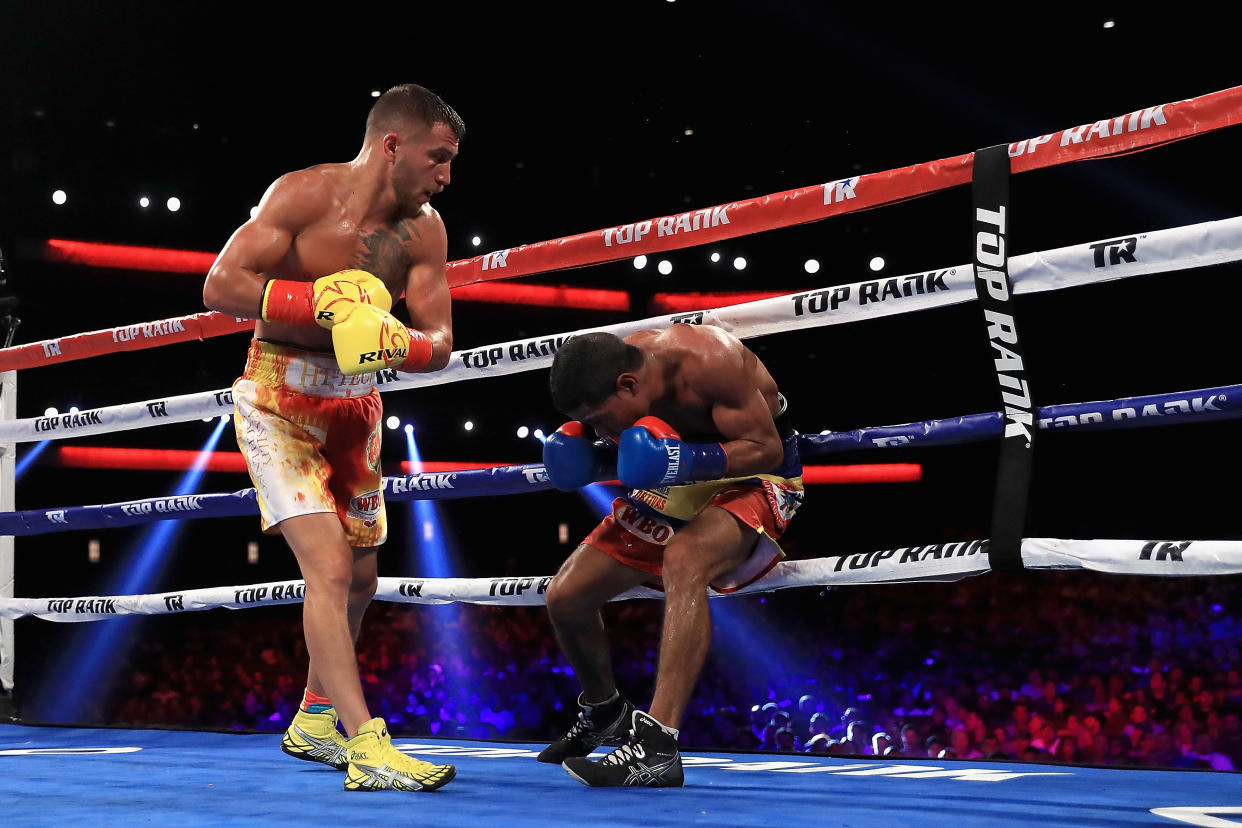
[618,416,730,489]
[542,421,618,491]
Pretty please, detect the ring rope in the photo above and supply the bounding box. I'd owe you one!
[1,379,1237,537]
[4,538,1240,622]
[2,85,1238,373]
[2,215,1239,445]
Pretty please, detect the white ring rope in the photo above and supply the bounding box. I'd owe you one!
[1,216,1239,444]
[3,538,1239,621]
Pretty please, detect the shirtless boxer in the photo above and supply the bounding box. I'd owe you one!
[538,325,805,786]
[202,84,462,792]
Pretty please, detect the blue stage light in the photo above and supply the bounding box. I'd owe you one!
[40,417,230,722]
[404,427,470,733]
[14,440,51,479]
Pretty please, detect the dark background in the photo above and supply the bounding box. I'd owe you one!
[3,3,1239,715]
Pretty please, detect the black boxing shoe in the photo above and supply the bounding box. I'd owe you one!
[537,692,636,764]
[562,710,684,788]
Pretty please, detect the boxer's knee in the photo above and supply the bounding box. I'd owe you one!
[545,573,593,622]
[661,540,712,595]
[348,573,378,610]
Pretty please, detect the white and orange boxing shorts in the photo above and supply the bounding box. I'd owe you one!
[232,339,387,547]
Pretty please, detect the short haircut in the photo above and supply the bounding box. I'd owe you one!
[548,332,643,414]
[365,84,465,141]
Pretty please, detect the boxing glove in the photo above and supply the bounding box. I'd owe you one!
[330,303,433,376]
[542,421,618,491]
[260,269,392,328]
[618,416,729,489]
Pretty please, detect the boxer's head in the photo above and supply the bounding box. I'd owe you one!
[550,332,647,440]
[366,84,465,213]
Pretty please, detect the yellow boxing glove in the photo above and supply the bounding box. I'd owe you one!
[311,270,392,329]
[330,303,433,376]
[259,269,392,328]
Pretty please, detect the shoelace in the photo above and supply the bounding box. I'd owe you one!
[601,731,640,766]
[565,712,596,740]
[379,739,439,772]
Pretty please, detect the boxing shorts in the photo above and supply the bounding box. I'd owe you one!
[584,393,804,592]
[232,339,387,547]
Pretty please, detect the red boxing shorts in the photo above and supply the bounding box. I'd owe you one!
[232,339,387,547]
[584,431,805,592]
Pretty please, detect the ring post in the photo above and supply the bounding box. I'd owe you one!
[1,369,16,709]
[972,145,1031,572]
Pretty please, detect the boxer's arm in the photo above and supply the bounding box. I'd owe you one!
[399,208,453,372]
[202,171,327,318]
[693,348,784,477]
[617,347,782,489]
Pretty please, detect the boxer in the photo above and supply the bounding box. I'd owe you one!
[203,83,461,792]
[539,325,805,787]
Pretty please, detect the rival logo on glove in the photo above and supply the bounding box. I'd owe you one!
[357,346,409,366]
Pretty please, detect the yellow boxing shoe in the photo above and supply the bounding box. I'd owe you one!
[281,707,350,770]
[344,718,456,792]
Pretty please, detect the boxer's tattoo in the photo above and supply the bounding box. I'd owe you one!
[354,220,419,281]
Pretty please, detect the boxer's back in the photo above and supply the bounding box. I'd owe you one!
[636,325,782,442]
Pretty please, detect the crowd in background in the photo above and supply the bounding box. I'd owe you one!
[56,571,1242,771]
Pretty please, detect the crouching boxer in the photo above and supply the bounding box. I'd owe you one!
[538,325,805,787]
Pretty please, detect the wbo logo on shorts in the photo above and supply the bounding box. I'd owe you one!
[348,489,383,528]
[612,499,674,546]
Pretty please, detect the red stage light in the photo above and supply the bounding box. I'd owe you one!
[54,448,922,484]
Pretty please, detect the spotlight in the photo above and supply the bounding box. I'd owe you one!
[371,89,381,97]
[404,423,414,434]
[166,197,181,212]
[386,415,400,430]
[533,428,545,440]
[804,259,820,274]
[220,414,230,423]
[139,196,150,208]
[869,256,885,272]
[52,190,67,205]
[657,260,673,275]
[1103,18,1115,29]
[247,541,259,564]
[733,256,747,271]
[710,251,721,263]
[683,127,693,136]
[88,539,100,563]
[516,426,530,439]
[249,206,259,218]
[44,407,58,417]
[633,255,648,270]
[201,417,213,423]
[471,235,482,247]
[463,420,474,432]
[68,406,79,414]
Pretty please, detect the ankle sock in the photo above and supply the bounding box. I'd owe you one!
[300,688,333,715]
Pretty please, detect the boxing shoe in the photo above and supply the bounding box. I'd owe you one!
[343,718,456,792]
[537,692,636,764]
[562,710,684,788]
[280,707,350,770]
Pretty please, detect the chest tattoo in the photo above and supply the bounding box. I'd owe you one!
[352,221,421,281]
